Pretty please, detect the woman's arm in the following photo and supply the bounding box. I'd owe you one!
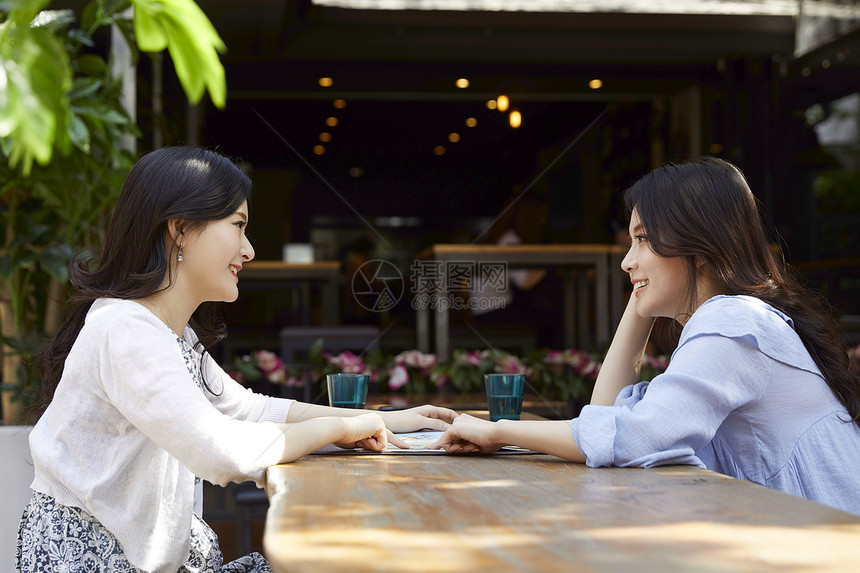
[429,414,585,462]
[590,293,656,406]
[274,413,389,462]
[285,401,457,431]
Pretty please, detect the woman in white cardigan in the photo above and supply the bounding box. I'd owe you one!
[17,147,457,572]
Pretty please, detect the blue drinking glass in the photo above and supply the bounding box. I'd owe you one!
[484,373,525,421]
[326,374,369,409]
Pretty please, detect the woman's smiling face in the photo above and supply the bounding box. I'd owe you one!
[179,200,255,304]
[621,209,691,321]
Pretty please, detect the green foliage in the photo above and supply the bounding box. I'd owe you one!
[0,2,74,174]
[0,1,140,417]
[132,0,226,108]
[0,0,227,174]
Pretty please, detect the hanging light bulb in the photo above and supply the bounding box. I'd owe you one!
[497,95,509,112]
[509,109,522,128]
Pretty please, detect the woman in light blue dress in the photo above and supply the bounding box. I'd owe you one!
[432,157,860,516]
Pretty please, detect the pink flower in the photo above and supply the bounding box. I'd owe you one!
[643,354,670,371]
[394,350,438,374]
[283,374,305,387]
[579,360,601,380]
[388,364,409,390]
[326,351,365,374]
[414,352,438,371]
[366,368,380,384]
[544,350,567,365]
[560,350,601,378]
[494,354,531,377]
[431,370,450,388]
[457,350,488,366]
[254,350,283,375]
[267,366,287,384]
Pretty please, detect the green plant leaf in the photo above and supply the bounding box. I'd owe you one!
[75,53,107,77]
[68,114,90,152]
[131,0,167,51]
[130,0,226,107]
[0,13,72,173]
[308,338,325,363]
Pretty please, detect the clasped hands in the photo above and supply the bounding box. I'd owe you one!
[334,404,463,451]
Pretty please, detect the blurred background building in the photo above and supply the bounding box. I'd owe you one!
[80,0,860,348]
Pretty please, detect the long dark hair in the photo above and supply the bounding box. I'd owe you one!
[35,147,252,417]
[624,157,859,426]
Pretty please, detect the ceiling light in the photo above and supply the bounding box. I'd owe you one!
[313,145,325,155]
[465,117,477,127]
[319,132,332,142]
[326,117,338,127]
[455,78,470,88]
[319,77,333,87]
[509,109,521,128]
[333,99,346,108]
[496,95,509,112]
[589,79,603,89]
[486,100,497,110]
[434,146,446,156]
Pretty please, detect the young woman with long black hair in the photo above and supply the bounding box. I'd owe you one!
[432,157,860,516]
[17,147,457,572]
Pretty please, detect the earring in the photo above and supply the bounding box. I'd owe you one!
[177,239,184,262]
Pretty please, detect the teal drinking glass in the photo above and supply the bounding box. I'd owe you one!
[326,374,369,409]
[484,373,525,421]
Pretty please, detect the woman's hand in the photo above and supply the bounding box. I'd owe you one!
[590,292,656,406]
[378,404,459,434]
[428,414,503,454]
[333,413,388,451]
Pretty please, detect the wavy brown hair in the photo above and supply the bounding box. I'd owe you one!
[35,147,252,418]
[624,157,859,426]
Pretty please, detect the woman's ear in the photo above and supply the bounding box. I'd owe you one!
[166,219,186,247]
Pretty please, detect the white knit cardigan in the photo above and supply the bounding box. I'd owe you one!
[29,299,293,572]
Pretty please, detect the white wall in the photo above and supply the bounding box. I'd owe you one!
[0,426,33,573]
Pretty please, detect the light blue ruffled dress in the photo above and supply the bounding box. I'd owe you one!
[572,295,860,515]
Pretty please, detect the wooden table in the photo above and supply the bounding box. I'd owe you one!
[413,244,628,360]
[264,454,860,572]
[239,260,341,325]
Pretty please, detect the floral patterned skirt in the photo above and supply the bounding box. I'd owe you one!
[16,491,271,572]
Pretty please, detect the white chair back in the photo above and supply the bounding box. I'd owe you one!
[0,426,33,573]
